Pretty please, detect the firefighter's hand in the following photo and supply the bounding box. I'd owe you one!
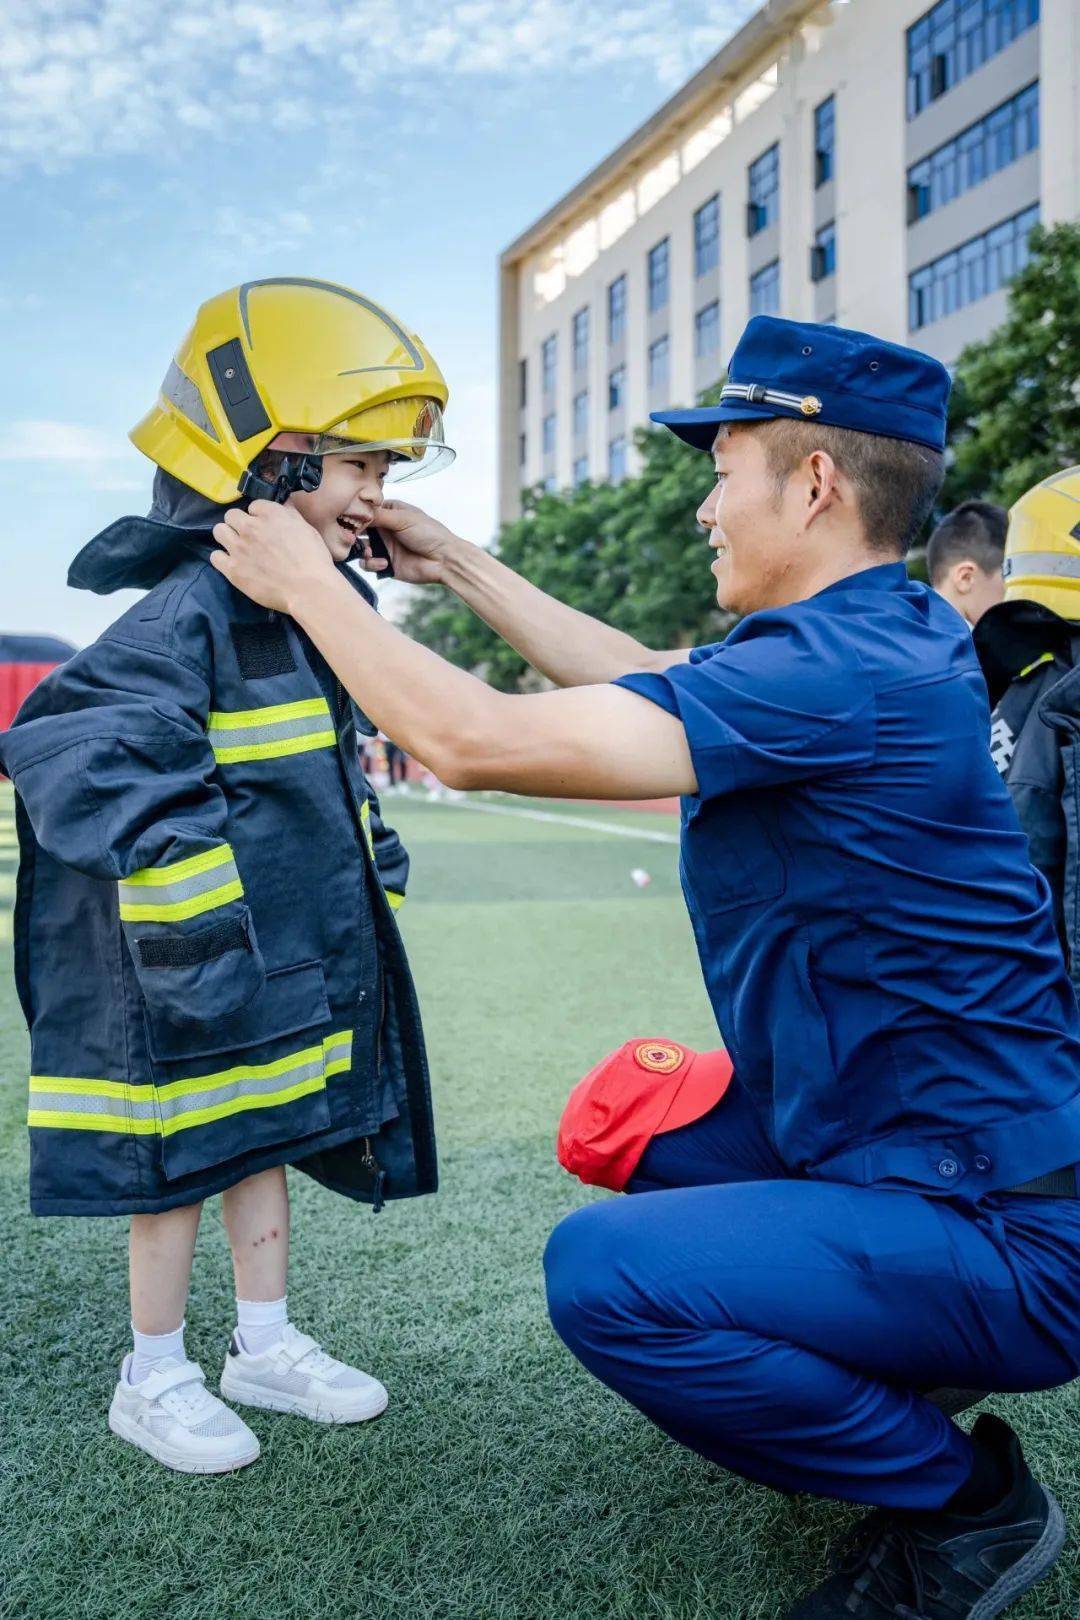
[211,501,335,611]
[367,499,459,585]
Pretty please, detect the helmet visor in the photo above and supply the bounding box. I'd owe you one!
[312,397,454,481]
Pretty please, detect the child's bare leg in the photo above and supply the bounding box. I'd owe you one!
[217,1163,386,1421]
[221,1167,291,1354]
[129,1201,203,1334]
[222,1165,290,1301]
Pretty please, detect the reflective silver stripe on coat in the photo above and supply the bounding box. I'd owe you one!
[208,713,335,752]
[117,853,241,913]
[29,1089,158,1121]
[154,1055,326,1122]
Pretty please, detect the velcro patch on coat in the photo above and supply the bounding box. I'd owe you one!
[230,621,297,680]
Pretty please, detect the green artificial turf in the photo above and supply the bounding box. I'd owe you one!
[0,784,1076,1619]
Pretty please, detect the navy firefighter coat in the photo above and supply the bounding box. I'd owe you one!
[0,516,437,1217]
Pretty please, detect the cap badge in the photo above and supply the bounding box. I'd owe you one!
[800,395,823,417]
[634,1041,684,1074]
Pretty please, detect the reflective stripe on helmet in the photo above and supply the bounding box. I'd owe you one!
[1003,551,1080,581]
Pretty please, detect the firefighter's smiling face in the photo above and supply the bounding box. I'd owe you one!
[260,434,393,562]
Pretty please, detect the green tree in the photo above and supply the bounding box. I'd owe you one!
[400,390,727,687]
[943,221,1080,511]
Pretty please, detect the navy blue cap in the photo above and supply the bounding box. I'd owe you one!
[651,316,951,454]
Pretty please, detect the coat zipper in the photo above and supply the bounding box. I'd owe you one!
[360,1137,386,1213]
[334,667,389,1211]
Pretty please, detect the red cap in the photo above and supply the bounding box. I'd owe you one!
[557,1039,733,1192]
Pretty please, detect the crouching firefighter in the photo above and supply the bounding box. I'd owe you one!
[975,465,1080,1002]
[0,278,451,1474]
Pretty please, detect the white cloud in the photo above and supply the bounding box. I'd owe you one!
[0,0,756,176]
[0,421,147,495]
[0,420,118,461]
[205,205,314,268]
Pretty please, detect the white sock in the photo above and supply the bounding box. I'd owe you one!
[129,1321,186,1384]
[235,1295,289,1356]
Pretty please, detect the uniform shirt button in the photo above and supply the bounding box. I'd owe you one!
[938,1158,959,1179]
[974,1154,992,1172]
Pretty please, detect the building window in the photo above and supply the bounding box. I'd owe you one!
[518,358,527,409]
[749,260,781,317]
[814,96,835,188]
[541,335,557,396]
[908,203,1039,329]
[694,301,720,360]
[907,82,1039,223]
[573,456,589,486]
[648,335,670,391]
[608,365,626,412]
[747,143,779,236]
[573,390,588,438]
[518,432,526,469]
[647,237,670,313]
[543,474,558,494]
[572,306,590,372]
[810,222,836,283]
[607,274,627,344]
[906,0,1040,120]
[542,412,556,456]
[694,194,720,277]
[608,436,628,483]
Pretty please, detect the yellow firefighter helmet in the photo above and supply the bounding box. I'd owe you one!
[1003,466,1080,619]
[130,277,452,504]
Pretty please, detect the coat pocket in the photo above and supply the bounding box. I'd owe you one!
[143,960,342,1182]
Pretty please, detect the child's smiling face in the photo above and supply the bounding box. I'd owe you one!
[296,448,394,563]
[260,433,393,562]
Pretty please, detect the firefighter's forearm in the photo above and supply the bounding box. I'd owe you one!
[439,535,655,688]
[289,570,508,785]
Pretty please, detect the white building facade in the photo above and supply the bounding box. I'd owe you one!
[498,0,1080,523]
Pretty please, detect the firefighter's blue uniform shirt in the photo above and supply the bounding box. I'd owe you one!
[615,561,1080,1197]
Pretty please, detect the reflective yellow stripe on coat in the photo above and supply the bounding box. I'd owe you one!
[28,1030,352,1135]
[118,844,243,923]
[207,698,336,763]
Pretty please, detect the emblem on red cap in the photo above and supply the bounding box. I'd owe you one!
[634,1041,684,1073]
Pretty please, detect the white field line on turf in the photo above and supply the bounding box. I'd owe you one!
[432,794,679,846]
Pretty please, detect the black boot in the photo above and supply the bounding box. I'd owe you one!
[787,1415,1065,1618]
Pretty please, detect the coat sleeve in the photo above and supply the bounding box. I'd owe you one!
[0,633,266,1023]
[360,777,409,912]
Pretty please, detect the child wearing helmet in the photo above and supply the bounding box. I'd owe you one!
[0,278,453,1473]
[974,466,1080,982]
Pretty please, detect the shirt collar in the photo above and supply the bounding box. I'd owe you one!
[812,561,909,600]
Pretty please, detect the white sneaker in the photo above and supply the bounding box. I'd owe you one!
[108,1354,260,1474]
[219,1323,388,1424]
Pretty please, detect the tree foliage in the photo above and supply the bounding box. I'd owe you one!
[400,394,727,688]
[402,225,1080,684]
[943,221,1080,511]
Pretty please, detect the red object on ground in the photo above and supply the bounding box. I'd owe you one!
[0,635,76,746]
[557,1039,734,1192]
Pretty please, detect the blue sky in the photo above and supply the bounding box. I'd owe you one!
[0,0,757,645]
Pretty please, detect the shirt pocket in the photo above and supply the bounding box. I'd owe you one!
[142,960,339,1182]
[681,797,787,916]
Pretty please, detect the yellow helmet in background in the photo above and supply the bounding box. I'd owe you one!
[130,277,452,504]
[1003,466,1080,619]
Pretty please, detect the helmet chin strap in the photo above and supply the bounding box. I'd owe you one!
[238,453,323,505]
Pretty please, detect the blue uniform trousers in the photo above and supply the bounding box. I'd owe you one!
[544,1078,1080,1510]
